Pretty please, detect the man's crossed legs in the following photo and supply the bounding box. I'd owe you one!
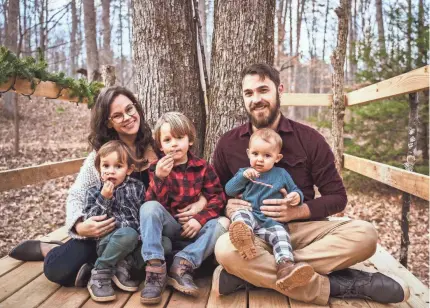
[214,219,409,305]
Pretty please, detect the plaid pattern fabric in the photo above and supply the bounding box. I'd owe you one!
[145,152,225,226]
[232,209,294,263]
[84,177,145,231]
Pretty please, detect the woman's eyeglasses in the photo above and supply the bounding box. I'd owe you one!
[109,104,137,124]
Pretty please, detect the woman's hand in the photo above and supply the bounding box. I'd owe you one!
[75,215,116,238]
[225,197,252,219]
[175,194,207,224]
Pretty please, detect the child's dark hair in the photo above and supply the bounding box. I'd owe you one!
[241,63,281,89]
[94,140,137,174]
[153,112,196,150]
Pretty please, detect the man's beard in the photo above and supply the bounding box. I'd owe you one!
[247,93,281,129]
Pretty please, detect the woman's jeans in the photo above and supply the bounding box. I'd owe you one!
[140,200,226,268]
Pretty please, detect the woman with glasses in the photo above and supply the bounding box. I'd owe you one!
[8,86,208,287]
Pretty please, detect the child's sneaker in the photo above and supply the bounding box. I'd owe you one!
[87,268,116,302]
[112,259,139,292]
[276,260,314,290]
[229,221,257,260]
[168,257,199,297]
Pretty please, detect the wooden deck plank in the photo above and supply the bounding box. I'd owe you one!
[166,277,211,308]
[123,282,172,308]
[81,290,133,308]
[206,288,247,308]
[0,256,23,278]
[249,289,290,308]
[38,287,90,308]
[368,245,429,308]
[290,298,329,308]
[0,262,44,302]
[0,274,60,308]
[329,298,371,308]
[0,226,69,278]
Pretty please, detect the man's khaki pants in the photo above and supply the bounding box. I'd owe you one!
[215,219,378,305]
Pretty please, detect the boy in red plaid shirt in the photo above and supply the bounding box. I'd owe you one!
[140,112,227,304]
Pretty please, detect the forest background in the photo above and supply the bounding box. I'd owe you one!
[0,0,428,286]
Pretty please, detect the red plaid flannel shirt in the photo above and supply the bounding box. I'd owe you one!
[145,152,226,226]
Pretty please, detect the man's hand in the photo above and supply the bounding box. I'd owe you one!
[155,154,174,179]
[225,196,252,219]
[75,215,116,238]
[243,168,260,180]
[101,181,114,199]
[181,218,202,238]
[260,199,311,223]
[175,195,207,224]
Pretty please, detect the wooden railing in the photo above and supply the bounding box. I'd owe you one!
[0,66,429,203]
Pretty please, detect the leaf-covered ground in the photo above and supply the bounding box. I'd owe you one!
[0,97,428,287]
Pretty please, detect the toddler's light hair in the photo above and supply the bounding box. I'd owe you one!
[153,112,196,150]
[249,128,283,152]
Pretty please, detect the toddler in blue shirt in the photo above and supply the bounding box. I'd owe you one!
[225,128,314,291]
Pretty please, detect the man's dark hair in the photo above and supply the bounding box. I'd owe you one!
[241,63,280,89]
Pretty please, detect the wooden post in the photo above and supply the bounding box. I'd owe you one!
[101,65,116,88]
[330,0,349,174]
[400,92,419,267]
[13,93,19,155]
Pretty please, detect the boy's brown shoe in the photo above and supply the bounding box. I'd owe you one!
[140,263,167,304]
[229,221,257,260]
[276,261,314,290]
[112,259,139,292]
[168,257,199,297]
[87,268,116,302]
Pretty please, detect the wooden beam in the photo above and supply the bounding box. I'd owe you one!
[280,93,332,107]
[343,154,429,201]
[346,65,429,106]
[0,158,85,192]
[0,77,89,103]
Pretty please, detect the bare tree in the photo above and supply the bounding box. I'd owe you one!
[102,0,112,64]
[83,0,100,81]
[70,0,78,76]
[331,0,349,174]
[375,0,386,57]
[349,0,357,83]
[132,0,206,157]
[204,0,275,160]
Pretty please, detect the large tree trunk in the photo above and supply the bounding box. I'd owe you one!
[330,0,349,174]
[204,0,275,160]
[101,0,112,65]
[375,0,386,57]
[83,0,100,82]
[132,0,206,157]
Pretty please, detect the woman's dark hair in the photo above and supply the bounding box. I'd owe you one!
[88,86,156,167]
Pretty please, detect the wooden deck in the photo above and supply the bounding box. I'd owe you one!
[0,227,428,308]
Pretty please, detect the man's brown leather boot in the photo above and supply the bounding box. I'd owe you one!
[168,257,199,297]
